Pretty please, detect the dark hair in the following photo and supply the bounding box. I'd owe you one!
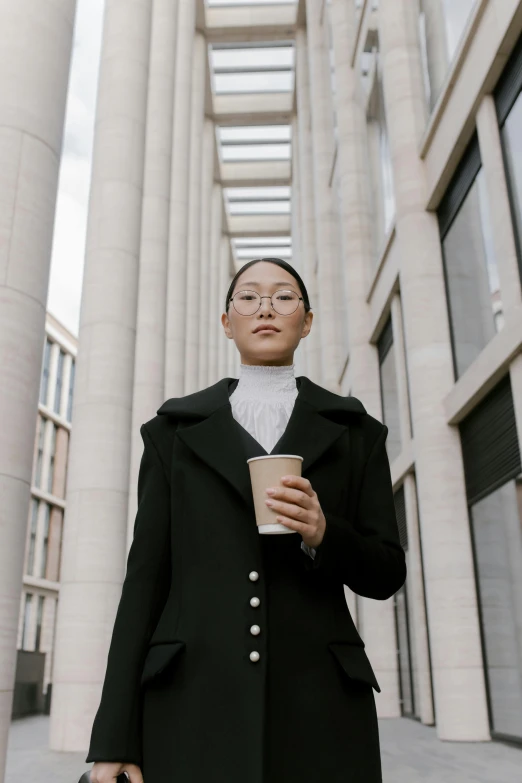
[224,257,312,315]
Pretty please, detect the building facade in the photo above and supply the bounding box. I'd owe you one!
[1,0,522,777]
[14,314,77,717]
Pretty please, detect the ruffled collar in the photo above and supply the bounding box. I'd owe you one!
[231,363,297,400]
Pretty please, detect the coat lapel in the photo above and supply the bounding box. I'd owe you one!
[157,375,367,513]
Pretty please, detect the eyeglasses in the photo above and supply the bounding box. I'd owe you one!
[230,289,305,316]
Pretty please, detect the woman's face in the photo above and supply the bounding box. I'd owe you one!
[221,261,313,366]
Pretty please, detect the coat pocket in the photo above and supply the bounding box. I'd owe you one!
[328,642,381,693]
[140,641,186,688]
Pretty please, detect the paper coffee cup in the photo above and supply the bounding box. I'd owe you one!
[246,454,304,534]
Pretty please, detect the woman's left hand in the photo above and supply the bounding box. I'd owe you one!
[265,475,326,548]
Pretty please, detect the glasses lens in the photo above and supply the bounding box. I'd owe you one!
[233,289,300,316]
[272,290,299,315]
[233,291,261,316]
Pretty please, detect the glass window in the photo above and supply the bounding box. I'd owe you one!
[26,499,39,576]
[54,349,65,415]
[47,423,57,493]
[378,318,401,462]
[441,167,502,378]
[501,90,522,273]
[39,338,52,406]
[40,504,51,579]
[470,478,522,740]
[67,359,75,422]
[21,593,33,650]
[34,417,45,489]
[378,69,395,236]
[419,0,477,110]
[367,58,396,256]
[34,596,45,652]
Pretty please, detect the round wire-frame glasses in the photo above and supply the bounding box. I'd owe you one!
[230,289,305,317]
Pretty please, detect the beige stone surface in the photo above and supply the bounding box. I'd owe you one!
[49,0,153,752]
[379,0,490,740]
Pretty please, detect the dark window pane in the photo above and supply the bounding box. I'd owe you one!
[442,168,502,378]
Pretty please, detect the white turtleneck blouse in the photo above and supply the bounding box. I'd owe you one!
[229,363,316,560]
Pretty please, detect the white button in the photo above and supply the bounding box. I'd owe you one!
[250,624,260,636]
[250,651,260,662]
[250,597,260,607]
[249,571,259,582]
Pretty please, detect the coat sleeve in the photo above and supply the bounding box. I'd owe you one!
[85,423,171,767]
[300,423,406,600]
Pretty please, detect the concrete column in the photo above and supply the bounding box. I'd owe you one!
[295,28,322,385]
[329,0,401,715]
[208,186,223,386]
[126,0,178,553]
[164,0,197,398]
[403,471,436,724]
[329,0,381,416]
[50,0,153,752]
[184,32,206,395]
[391,295,435,724]
[304,0,345,392]
[379,0,490,740]
[0,1,77,776]
[199,119,215,390]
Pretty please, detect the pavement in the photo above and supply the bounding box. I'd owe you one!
[4,714,521,782]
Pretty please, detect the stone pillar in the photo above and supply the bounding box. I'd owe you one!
[328,0,400,717]
[184,32,206,395]
[0,0,76,775]
[391,293,434,723]
[304,0,345,392]
[208,185,223,386]
[126,0,178,553]
[379,0,489,739]
[295,28,322,385]
[49,0,153,751]
[164,0,197,398]
[329,0,381,415]
[199,119,215,390]
[403,471,436,724]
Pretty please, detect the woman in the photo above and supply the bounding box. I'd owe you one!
[87,258,406,783]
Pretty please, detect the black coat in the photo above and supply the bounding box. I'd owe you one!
[86,374,406,782]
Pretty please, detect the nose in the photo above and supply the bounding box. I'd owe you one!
[259,296,273,315]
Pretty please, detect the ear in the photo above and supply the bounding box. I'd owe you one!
[221,311,232,338]
[301,310,313,338]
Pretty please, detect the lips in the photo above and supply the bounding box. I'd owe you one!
[253,326,280,333]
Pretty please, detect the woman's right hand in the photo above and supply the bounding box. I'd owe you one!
[90,761,143,783]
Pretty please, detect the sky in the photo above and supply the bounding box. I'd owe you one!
[47,0,105,338]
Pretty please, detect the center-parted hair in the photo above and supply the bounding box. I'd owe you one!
[224,257,312,315]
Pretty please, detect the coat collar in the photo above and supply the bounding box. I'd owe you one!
[157,376,366,513]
